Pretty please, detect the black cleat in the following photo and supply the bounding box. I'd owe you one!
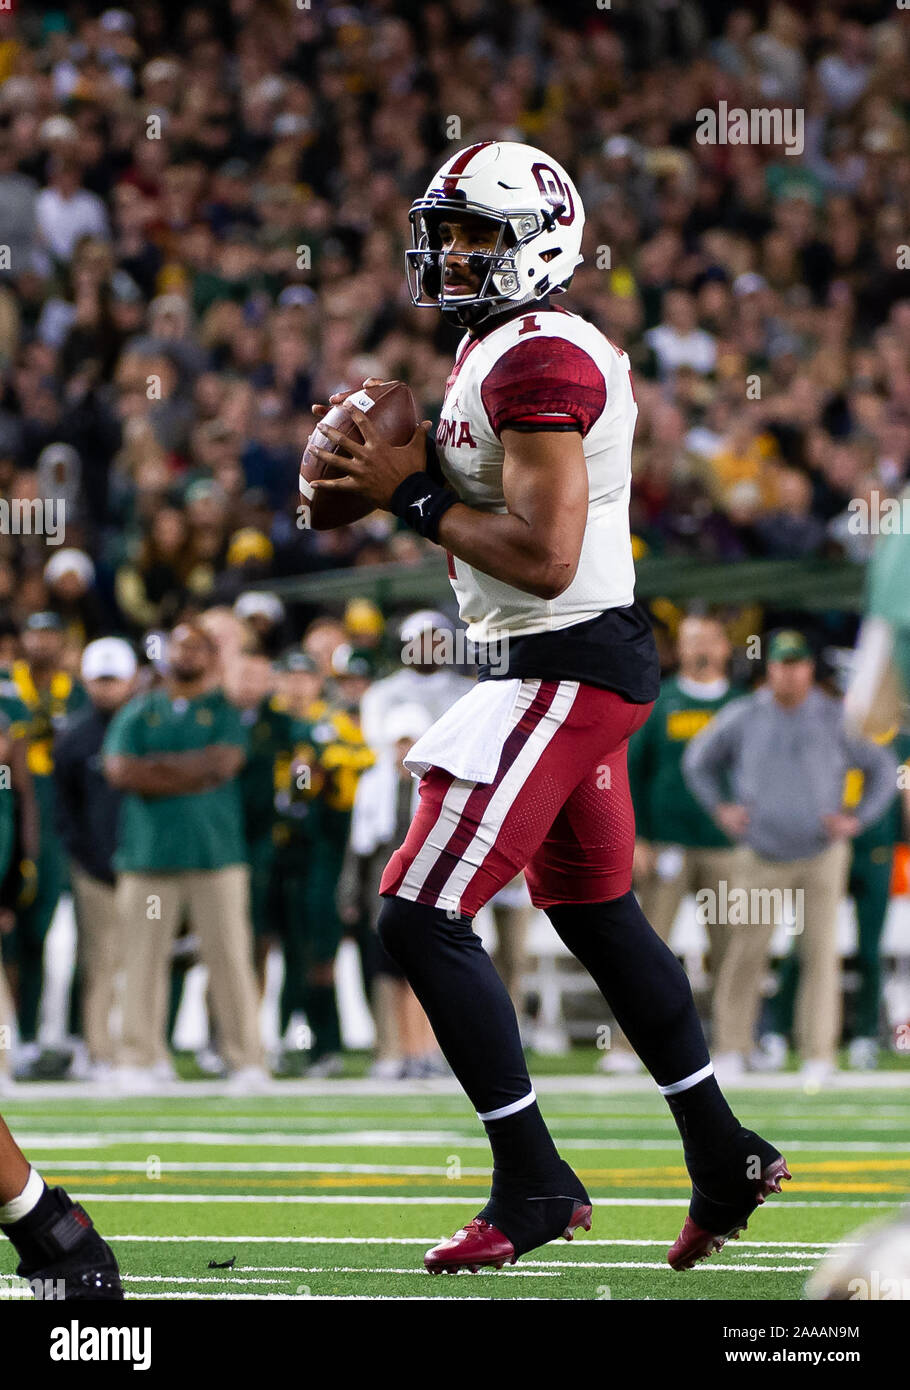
[2,1185,123,1300]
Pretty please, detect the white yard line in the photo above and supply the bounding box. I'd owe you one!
[1,1071,908,1102]
[14,1131,910,1150]
[28,1159,498,1175]
[122,1270,557,1281]
[124,1293,550,1300]
[71,1193,910,1207]
[102,1236,861,1248]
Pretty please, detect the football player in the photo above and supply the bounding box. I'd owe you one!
[308,141,790,1274]
[0,1113,122,1297]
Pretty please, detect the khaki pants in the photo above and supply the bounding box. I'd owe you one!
[637,844,742,963]
[491,902,532,1017]
[71,867,123,1066]
[713,840,850,1062]
[116,865,263,1071]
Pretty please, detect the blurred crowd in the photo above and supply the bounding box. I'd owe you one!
[0,0,909,1084]
[0,0,907,628]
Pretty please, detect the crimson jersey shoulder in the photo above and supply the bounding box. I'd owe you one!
[479,330,607,438]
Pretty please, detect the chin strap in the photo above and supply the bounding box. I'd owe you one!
[444,292,542,331]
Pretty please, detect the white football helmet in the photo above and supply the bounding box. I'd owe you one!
[406,141,585,322]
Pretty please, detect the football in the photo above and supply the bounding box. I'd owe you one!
[299,380,419,530]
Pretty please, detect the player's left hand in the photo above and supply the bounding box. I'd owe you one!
[309,402,434,510]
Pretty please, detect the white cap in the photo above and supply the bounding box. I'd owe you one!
[44,549,95,586]
[101,8,134,32]
[384,702,434,744]
[233,591,285,624]
[732,272,768,298]
[39,116,78,144]
[81,637,138,683]
[399,609,454,643]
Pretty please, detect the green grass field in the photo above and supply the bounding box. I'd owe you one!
[2,1073,909,1301]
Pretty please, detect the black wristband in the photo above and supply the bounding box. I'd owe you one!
[389,472,460,541]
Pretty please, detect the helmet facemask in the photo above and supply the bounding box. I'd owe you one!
[406,199,543,323]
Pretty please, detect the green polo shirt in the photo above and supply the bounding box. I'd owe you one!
[629,675,744,849]
[103,688,249,873]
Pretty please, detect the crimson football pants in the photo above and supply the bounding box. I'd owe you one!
[380,679,653,920]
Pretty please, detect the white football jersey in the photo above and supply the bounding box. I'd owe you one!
[434,304,639,644]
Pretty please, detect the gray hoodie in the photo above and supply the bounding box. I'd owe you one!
[682,686,898,862]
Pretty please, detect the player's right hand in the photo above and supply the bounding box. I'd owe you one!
[311,378,387,421]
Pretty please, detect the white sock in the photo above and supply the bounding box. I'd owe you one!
[0,1167,45,1224]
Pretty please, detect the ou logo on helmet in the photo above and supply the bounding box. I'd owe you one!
[530,162,575,226]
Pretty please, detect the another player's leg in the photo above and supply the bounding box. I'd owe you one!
[0,1113,122,1299]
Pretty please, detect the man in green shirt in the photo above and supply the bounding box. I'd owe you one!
[614,615,743,1072]
[103,621,266,1089]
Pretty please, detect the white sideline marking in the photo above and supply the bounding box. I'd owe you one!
[123,1269,556,1281]
[122,1276,282,1286]
[228,1241,861,1263]
[3,1070,910,1104]
[193,1263,809,1277]
[16,1131,910,1151]
[522,1261,814,1273]
[125,1293,549,1300]
[30,1160,498,1176]
[73,1193,910,1208]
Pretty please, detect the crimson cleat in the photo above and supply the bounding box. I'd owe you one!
[425,1202,593,1275]
[667,1156,792,1271]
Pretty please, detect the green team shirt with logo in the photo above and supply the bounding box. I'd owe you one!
[628,676,744,848]
[273,702,375,853]
[103,688,249,873]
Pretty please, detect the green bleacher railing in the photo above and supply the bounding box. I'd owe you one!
[256,555,867,613]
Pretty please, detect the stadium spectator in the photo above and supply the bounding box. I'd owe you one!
[102,621,266,1091]
[53,637,137,1079]
[765,728,910,1073]
[43,549,106,646]
[0,613,85,1077]
[0,708,38,1087]
[359,610,474,752]
[339,701,440,1078]
[224,648,294,997]
[278,644,374,1077]
[683,630,898,1082]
